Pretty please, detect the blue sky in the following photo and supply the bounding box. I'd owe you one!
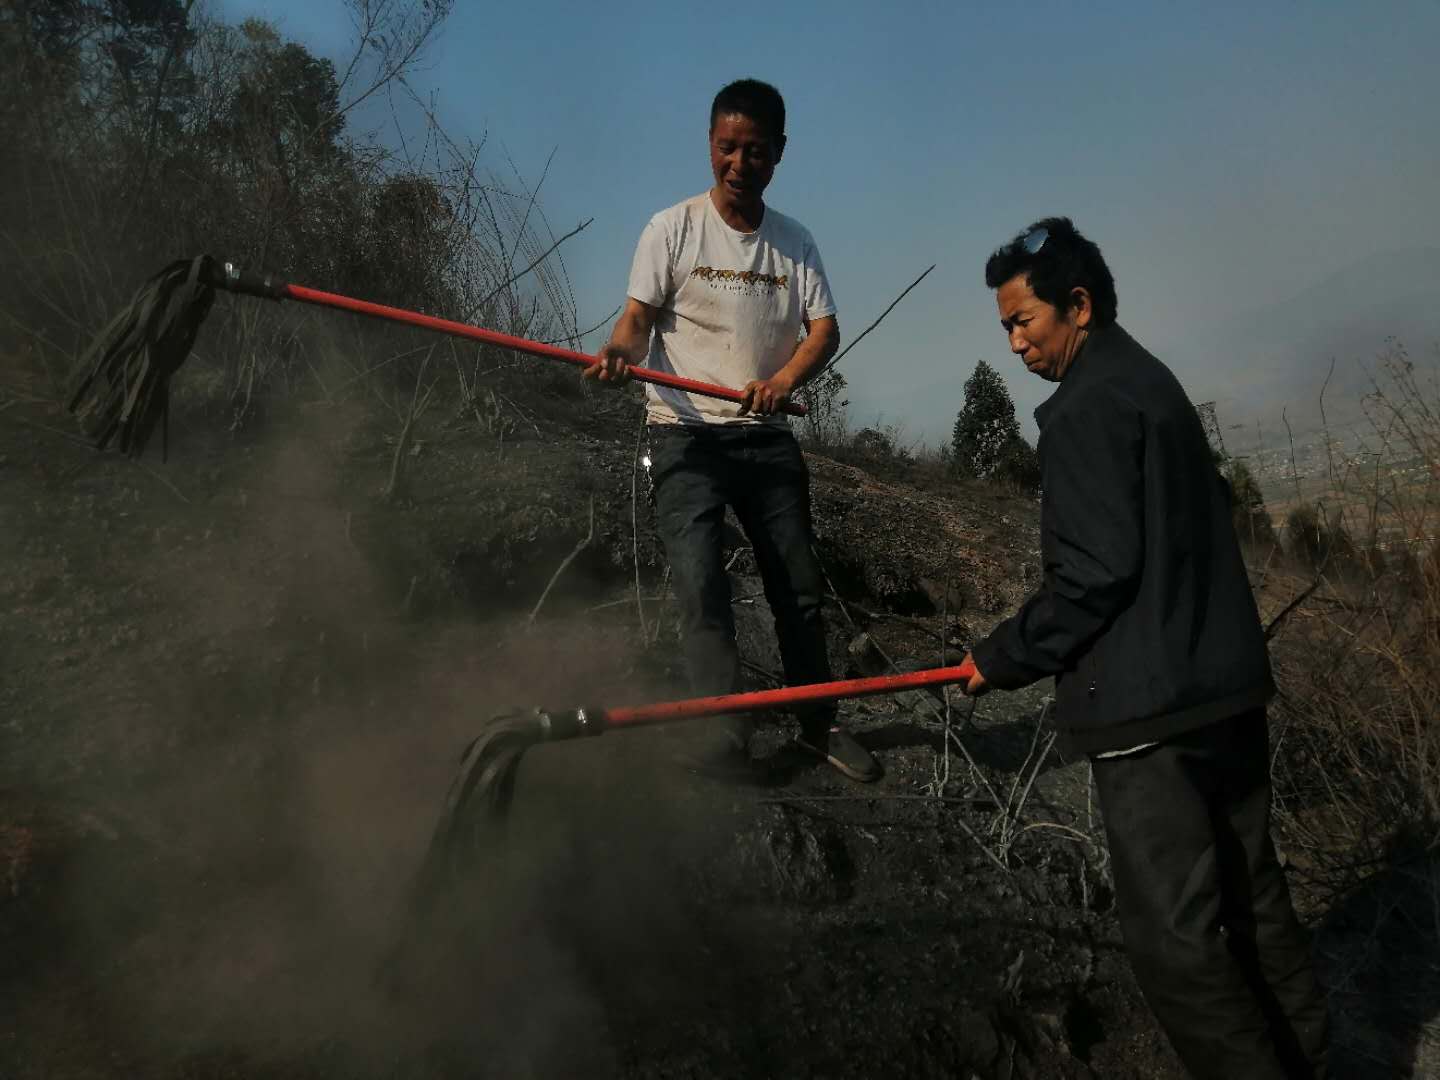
[221,0,1440,446]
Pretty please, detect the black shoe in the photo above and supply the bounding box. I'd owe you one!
[795,725,882,784]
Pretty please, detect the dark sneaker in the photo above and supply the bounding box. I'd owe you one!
[795,725,882,783]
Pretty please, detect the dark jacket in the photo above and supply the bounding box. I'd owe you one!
[972,323,1273,754]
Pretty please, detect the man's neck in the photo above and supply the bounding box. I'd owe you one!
[709,188,765,233]
[1055,327,1092,382]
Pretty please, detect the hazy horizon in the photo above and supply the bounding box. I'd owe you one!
[221,0,1440,453]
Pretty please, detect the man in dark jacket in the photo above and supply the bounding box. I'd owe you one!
[962,218,1329,1079]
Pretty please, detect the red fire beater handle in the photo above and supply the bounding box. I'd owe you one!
[600,660,977,731]
[278,281,807,417]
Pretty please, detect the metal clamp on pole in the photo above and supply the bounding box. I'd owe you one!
[203,257,290,301]
[537,707,608,742]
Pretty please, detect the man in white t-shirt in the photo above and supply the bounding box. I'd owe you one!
[584,79,879,783]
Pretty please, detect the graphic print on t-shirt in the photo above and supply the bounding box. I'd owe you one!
[689,266,790,295]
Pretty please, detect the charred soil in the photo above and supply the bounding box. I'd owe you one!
[4,392,1193,1078]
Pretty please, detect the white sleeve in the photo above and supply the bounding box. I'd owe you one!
[802,232,837,320]
[625,215,672,308]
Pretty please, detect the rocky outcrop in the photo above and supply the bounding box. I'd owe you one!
[807,454,1040,620]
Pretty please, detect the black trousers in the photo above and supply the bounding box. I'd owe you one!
[647,423,834,744]
[1091,710,1329,1080]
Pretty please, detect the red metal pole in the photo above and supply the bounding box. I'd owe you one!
[600,660,977,731]
[282,283,808,417]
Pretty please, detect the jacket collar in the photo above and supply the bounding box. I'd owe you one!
[1033,322,1133,430]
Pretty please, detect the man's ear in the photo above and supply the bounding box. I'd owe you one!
[774,134,787,163]
[1071,286,1093,328]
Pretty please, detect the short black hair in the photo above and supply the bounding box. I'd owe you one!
[984,217,1118,327]
[710,78,786,140]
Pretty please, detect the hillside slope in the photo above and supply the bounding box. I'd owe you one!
[0,384,1318,1079]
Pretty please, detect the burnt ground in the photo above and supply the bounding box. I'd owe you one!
[0,385,1430,1077]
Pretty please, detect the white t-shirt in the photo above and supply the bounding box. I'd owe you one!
[626,192,837,425]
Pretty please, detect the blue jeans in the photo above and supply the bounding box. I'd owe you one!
[647,423,834,743]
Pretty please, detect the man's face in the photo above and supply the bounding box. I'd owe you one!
[709,113,783,218]
[995,274,1091,382]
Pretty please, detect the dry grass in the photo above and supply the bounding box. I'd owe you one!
[1267,566,1440,877]
[1250,345,1440,1071]
[1263,345,1440,892]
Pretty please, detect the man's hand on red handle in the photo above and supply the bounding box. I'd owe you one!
[739,374,796,416]
[961,652,989,696]
[583,343,634,386]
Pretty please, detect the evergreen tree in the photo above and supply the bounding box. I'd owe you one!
[952,359,1022,478]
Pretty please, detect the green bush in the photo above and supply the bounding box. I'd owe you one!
[992,435,1041,494]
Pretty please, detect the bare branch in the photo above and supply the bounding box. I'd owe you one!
[820,263,936,376]
[333,0,453,123]
[540,303,622,348]
[767,795,1009,873]
[1319,355,1338,483]
[472,217,593,316]
[506,145,557,275]
[1264,574,1324,641]
[528,496,596,625]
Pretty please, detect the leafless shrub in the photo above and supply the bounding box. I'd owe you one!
[0,0,591,456]
[1267,341,1440,896]
[795,367,850,452]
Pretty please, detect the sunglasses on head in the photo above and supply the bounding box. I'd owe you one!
[1022,226,1050,254]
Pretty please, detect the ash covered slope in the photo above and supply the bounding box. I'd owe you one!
[1,393,1192,1079]
[808,454,1040,621]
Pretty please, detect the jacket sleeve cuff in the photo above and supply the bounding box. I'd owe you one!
[972,634,1038,692]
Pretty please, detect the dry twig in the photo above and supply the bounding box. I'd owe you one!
[528,495,595,625]
[1264,573,1324,641]
[383,345,437,501]
[761,794,1009,873]
[474,217,594,315]
[998,702,1056,861]
[820,263,936,375]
